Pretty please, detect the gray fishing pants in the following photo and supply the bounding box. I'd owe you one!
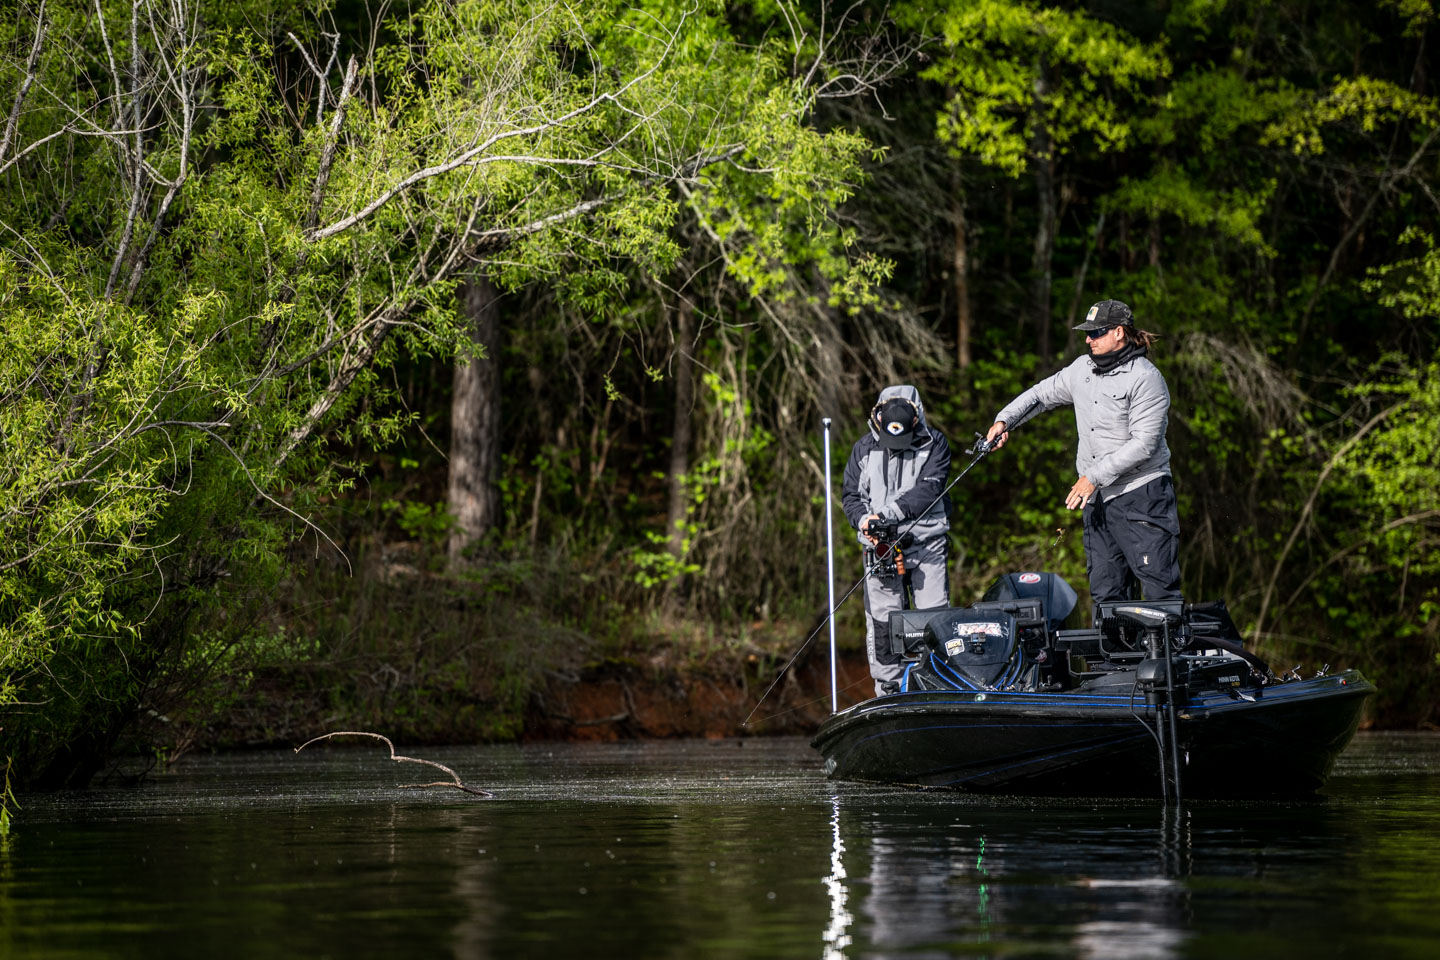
[862,536,949,697]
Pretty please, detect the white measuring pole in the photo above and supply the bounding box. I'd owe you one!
[822,418,839,714]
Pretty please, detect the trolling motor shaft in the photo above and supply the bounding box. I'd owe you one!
[1136,630,1170,707]
[1114,604,1187,804]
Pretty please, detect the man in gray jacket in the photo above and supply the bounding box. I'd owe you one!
[985,300,1181,602]
[842,385,951,696]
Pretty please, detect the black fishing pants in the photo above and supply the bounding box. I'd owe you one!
[1082,475,1182,602]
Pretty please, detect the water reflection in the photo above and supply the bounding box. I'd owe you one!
[822,797,852,959]
[4,735,1439,960]
[450,820,496,959]
[832,800,1205,959]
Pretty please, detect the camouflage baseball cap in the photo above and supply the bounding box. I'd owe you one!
[1073,299,1134,331]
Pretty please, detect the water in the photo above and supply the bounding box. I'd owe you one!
[4,732,1438,959]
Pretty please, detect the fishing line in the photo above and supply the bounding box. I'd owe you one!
[746,674,874,727]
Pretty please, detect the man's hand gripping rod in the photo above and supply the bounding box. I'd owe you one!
[741,401,1040,726]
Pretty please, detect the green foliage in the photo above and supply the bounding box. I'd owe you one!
[383,500,456,545]
[1,0,885,784]
[1347,232,1440,578]
[4,0,1440,778]
[1262,77,1438,155]
[912,0,1169,174]
[1107,168,1275,254]
[632,530,702,588]
[0,758,15,840]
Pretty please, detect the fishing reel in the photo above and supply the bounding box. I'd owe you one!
[865,520,911,545]
[865,521,914,578]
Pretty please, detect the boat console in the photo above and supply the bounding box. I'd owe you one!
[888,572,1268,698]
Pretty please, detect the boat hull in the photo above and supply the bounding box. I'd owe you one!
[811,670,1374,796]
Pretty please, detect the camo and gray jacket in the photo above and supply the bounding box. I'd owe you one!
[841,385,952,547]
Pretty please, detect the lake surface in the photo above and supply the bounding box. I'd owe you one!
[4,732,1438,959]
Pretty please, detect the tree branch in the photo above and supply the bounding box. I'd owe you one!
[306,7,693,242]
[303,56,360,241]
[0,0,47,167]
[1252,400,1407,643]
[294,731,492,797]
[1300,123,1440,326]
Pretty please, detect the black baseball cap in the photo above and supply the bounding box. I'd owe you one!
[873,397,919,450]
[1073,299,1134,331]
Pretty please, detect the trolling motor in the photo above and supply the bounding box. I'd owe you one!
[1123,607,1184,706]
[1114,604,1186,803]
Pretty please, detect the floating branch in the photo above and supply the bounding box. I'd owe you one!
[294,731,493,798]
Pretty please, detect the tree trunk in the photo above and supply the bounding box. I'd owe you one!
[447,272,502,563]
[1028,66,1056,364]
[665,299,698,558]
[1063,211,1106,358]
[953,165,973,370]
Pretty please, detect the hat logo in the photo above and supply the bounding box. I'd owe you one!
[886,421,905,435]
[1086,305,1098,322]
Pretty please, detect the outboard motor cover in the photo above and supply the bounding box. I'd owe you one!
[983,572,1080,632]
[924,609,1019,688]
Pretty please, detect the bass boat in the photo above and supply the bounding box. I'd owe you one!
[811,572,1374,798]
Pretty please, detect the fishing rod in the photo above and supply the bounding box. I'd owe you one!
[742,401,1041,726]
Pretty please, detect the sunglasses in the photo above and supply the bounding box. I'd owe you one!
[1085,326,1117,340]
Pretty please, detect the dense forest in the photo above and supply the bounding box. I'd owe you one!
[2,0,1438,791]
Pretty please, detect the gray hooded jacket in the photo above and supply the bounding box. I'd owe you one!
[841,385,952,546]
[995,353,1171,496]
